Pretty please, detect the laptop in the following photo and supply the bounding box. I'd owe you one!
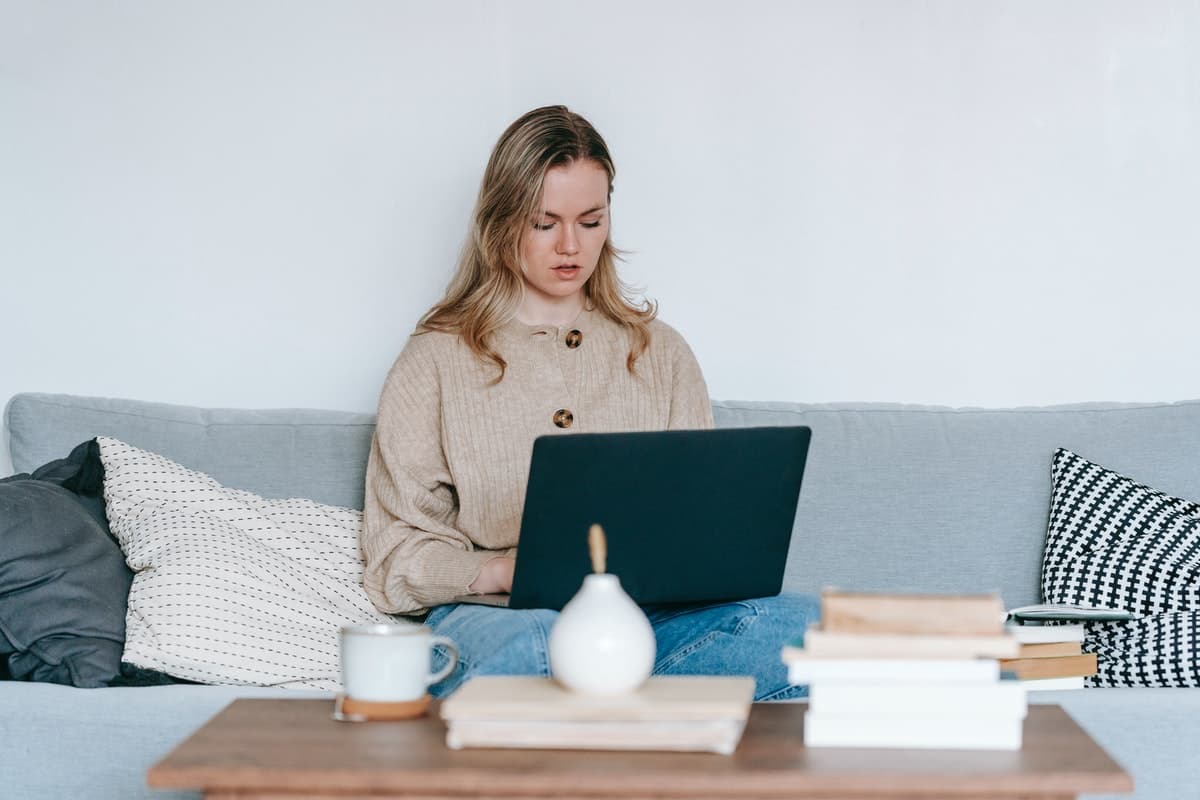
[454,426,812,611]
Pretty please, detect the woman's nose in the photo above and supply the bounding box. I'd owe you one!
[557,226,580,256]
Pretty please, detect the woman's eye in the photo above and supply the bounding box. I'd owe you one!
[532,219,602,230]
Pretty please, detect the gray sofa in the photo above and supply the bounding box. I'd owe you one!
[3,391,1199,799]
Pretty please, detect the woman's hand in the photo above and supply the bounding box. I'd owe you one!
[468,557,515,594]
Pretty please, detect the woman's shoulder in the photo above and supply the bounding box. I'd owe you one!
[591,309,686,347]
[383,329,465,380]
[646,315,683,338]
[405,327,463,355]
[645,316,694,354]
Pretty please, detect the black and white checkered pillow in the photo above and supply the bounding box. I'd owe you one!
[1041,448,1200,687]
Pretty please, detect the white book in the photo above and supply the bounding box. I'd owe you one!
[445,718,746,755]
[787,658,1000,686]
[1022,675,1086,691]
[808,682,1027,719]
[1005,624,1085,644]
[804,712,1023,750]
[797,630,1019,659]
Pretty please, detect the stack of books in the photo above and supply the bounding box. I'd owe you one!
[1003,604,1118,690]
[440,675,755,754]
[783,590,1026,750]
[1002,623,1093,690]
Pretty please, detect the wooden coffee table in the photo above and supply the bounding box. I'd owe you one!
[148,699,1132,799]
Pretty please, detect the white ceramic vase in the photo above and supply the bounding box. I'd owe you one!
[549,573,656,694]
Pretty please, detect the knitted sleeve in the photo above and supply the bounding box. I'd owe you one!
[665,327,715,431]
[361,335,501,614]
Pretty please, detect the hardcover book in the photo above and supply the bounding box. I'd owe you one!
[1005,623,1085,644]
[788,628,1019,660]
[444,718,748,754]
[807,682,1027,717]
[1021,675,1086,691]
[803,712,1023,750]
[999,653,1098,680]
[820,590,1006,636]
[1018,641,1083,658]
[786,657,1001,685]
[440,675,755,754]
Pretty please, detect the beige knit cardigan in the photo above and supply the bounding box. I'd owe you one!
[361,307,714,615]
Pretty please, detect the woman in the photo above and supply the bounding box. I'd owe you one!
[362,105,817,699]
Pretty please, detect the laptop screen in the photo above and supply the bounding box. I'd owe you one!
[507,426,812,610]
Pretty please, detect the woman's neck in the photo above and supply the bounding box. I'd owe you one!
[516,292,585,328]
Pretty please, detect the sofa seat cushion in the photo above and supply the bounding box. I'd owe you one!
[1031,688,1200,800]
[98,437,392,688]
[0,681,328,800]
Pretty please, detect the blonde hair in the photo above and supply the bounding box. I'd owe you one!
[417,105,656,381]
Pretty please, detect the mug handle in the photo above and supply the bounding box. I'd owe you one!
[427,636,459,687]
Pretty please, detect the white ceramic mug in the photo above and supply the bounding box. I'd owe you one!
[340,623,459,702]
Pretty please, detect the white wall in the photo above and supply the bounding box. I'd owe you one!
[3,1,1199,475]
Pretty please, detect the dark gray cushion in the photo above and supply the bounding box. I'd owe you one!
[0,441,132,687]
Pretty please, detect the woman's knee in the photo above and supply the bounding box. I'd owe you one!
[438,606,557,673]
[706,592,821,640]
[750,592,821,627]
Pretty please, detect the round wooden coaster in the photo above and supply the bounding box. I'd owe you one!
[334,694,430,722]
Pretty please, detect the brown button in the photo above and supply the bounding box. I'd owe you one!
[565,329,583,349]
[553,409,574,428]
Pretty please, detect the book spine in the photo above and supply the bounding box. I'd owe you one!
[998,654,1097,680]
[787,658,1001,685]
[797,630,1019,659]
[439,675,756,722]
[1004,624,1085,644]
[1018,641,1083,658]
[807,683,1027,718]
[803,712,1023,750]
[1021,675,1086,691]
[821,592,1005,636]
[444,719,745,755]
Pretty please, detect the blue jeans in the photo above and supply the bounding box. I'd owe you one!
[423,592,819,701]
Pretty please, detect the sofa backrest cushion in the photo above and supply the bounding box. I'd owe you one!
[714,400,1200,607]
[6,394,376,510]
[8,393,1200,608]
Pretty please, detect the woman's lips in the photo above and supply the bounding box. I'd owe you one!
[552,266,580,279]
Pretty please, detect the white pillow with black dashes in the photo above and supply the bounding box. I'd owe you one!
[98,436,393,689]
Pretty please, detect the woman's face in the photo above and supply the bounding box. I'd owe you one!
[520,159,610,306]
